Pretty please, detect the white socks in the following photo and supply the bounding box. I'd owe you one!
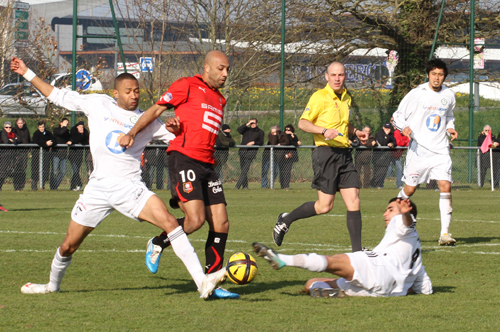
[48,247,72,292]
[277,253,327,272]
[439,193,452,235]
[397,189,410,199]
[168,226,205,290]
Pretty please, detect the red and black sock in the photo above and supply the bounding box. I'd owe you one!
[205,231,228,274]
[152,217,186,249]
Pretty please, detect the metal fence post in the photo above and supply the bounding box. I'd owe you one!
[477,149,480,187]
[39,147,43,189]
[270,146,275,190]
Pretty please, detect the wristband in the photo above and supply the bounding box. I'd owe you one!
[322,128,328,136]
[23,69,36,82]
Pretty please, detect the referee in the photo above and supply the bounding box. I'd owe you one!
[272,61,366,252]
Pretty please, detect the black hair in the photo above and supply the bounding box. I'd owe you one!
[114,73,138,89]
[37,121,45,126]
[388,197,417,218]
[426,59,448,78]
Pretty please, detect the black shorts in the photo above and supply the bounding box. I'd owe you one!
[311,146,360,195]
[168,151,226,206]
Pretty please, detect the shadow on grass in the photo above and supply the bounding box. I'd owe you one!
[5,208,55,212]
[431,286,456,294]
[456,236,500,244]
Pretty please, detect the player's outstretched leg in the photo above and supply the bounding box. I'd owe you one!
[273,213,289,246]
[199,267,228,299]
[252,242,286,270]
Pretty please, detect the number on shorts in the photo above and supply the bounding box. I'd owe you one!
[179,169,196,182]
[410,248,420,269]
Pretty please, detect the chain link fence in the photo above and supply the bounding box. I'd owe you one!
[0,144,498,191]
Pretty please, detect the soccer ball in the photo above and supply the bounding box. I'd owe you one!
[226,252,258,285]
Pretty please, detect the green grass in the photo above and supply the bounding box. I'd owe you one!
[1,187,500,331]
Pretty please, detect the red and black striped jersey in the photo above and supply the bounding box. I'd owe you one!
[156,74,226,164]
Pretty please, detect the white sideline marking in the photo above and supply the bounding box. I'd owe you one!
[2,230,499,254]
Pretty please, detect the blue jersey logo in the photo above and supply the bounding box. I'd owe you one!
[105,130,127,154]
[426,114,441,132]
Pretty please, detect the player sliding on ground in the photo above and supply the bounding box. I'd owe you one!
[393,59,458,246]
[119,51,239,299]
[11,57,226,299]
[254,198,432,298]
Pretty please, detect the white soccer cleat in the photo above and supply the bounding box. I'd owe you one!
[438,233,456,246]
[20,283,56,294]
[199,267,227,299]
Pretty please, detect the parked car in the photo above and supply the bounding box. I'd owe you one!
[0,82,47,116]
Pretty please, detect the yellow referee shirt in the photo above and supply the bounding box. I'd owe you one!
[300,84,351,148]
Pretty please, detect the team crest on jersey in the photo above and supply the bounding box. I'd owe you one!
[130,116,138,124]
[105,130,127,154]
[183,182,193,193]
[426,114,441,132]
[161,92,173,103]
[441,98,447,105]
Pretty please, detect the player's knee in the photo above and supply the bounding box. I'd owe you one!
[59,242,77,256]
[184,215,205,232]
[315,203,333,215]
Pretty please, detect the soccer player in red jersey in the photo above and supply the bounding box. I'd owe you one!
[120,51,238,299]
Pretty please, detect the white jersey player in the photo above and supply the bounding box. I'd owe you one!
[392,59,458,246]
[253,198,432,298]
[10,57,226,299]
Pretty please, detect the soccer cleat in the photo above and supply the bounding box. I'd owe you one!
[252,242,286,270]
[146,238,163,274]
[21,283,55,294]
[438,233,456,246]
[273,213,289,246]
[310,287,345,298]
[0,205,7,212]
[209,287,240,299]
[200,267,227,299]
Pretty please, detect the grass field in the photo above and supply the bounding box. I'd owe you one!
[1,186,500,331]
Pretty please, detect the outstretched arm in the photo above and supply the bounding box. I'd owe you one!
[119,103,169,148]
[10,57,54,97]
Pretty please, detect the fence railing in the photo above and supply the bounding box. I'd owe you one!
[0,144,498,191]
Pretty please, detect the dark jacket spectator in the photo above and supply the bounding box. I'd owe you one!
[31,122,54,190]
[53,118,72,158]
[0,122,18,189]
[277,124,301,189]
[12,118,30,190]
[261,126,280,188]
[477,125,499,188]
[69,121,89,190]
[370,123,396,188]
[235,118,265,189]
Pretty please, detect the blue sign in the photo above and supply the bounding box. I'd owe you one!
[140,57,154,72]
[75,69,92,91]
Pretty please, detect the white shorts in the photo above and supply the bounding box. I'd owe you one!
[402,145,452,186]
[336,252,396,297]
[71,177,155,228]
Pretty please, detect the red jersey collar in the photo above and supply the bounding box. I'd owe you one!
[194,74,218,92]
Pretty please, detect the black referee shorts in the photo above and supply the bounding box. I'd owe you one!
[168,151,226,206]
[311,146,360,195]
